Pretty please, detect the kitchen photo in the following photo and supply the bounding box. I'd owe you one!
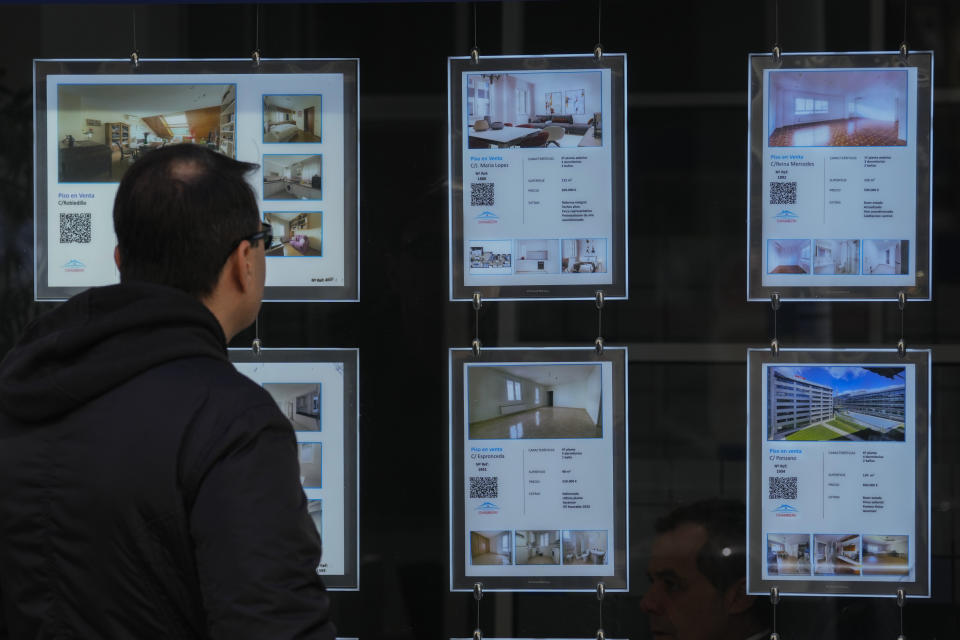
[515,530,561,565]
[263,154,323,200]
[264,212,322,257]
[262,382,322,431]
[263,94,322,142]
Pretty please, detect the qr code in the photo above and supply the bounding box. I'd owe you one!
[769,181,797,205]
[471,182,495,207]
[469,476,498,499]
[59,212,91,244]
[769,476,798,500]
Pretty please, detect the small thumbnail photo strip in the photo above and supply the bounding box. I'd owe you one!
[765,533,909,576]
[766,238,909,275]
[466,238,607,275]
[469,529,608,566]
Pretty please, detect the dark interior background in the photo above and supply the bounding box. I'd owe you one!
[1,1,959,638]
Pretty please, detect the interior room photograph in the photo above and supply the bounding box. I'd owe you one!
[265,212,322,256]
[767,239,811,274]
[466,71,602,149]
[561,238,606,273]
[262,383,321,430]
[263,154,323,200]
[861,535,909,575]
[515,530,561,565]
[297,442,323,488]
[863,239,907,274]
[307,499,323,537]
[57,83,235,182]
[469,244,512,270]
[562,530,607,565]
[263,94,322,142]
[515,239,561,274]
[813,239,860,274]
[767,533,812,575]
[468,363,602,439]
[814,534,862,575]
[767,69,908,147]
[470,530,513,565]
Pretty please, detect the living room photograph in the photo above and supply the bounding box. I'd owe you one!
[262,382,321,430]
[767,533,812,575]
[265,212,322,257]
[562,530,607,565]
[57,83,236,182]
[767,239,811,274]
[470,531,513,565]
[767,69,908,147]
[515,530,560,565]
[263,155,323,200]
[814,534,862,576]
[861,535,909,575]
[466,70,603,149]
[468,363,603,439]
[562,238,606,273]
[263,94,322,142]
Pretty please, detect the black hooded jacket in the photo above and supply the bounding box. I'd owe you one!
[0,282,335,639]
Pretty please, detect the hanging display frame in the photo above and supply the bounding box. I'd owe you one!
[449,347,628,592]
[34,58,359,302]
[230,347,360,591]
[448,54,628,301]
[747,52,933,301]
[746,347,931,597]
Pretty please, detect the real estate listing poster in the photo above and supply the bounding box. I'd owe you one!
[746,348,930,597]
[34,58,358,301]
[230,348,359,590]
[449,347,628,591]
[448,55,627,301]
[747,52,932,301]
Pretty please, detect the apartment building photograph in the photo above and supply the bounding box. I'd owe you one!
[467,363,602,439]
[767,365,906,441]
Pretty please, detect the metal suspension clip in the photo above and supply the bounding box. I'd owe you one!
[594,43,603,60]
[252,49,262,66]
[470,46,480,65]
[129,51,141,69]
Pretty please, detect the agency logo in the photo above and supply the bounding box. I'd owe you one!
[772,503,798,517]
[62,259,86,273]
[775,210,798,223]
[475,501,500,515]
[475,211,499,224]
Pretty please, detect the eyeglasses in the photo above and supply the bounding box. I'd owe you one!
[244,222,273,250]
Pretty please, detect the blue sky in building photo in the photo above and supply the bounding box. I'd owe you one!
[771,365,905,395]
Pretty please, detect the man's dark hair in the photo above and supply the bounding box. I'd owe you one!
[654,498,746,593]
[113,144,260,297]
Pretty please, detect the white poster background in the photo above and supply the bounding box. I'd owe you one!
[45,71,345,290]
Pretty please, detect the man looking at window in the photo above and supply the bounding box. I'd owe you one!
[0,144,335,639]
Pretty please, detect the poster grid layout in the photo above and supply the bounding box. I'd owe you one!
[746,52,933,301]
[448,54,628,301]
[449,347,628,591]
[746,348,930,597]
[34,58,359,302]
[230,348,359,590]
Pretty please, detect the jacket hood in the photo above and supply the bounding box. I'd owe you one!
[0,282,228,423]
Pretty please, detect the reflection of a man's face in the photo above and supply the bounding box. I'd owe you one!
[640,522,733,640]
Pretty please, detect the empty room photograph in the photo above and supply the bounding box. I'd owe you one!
[57,83,236,182]
[297,442,322,488]
[862,535,909,575]
[562,530,608,565]
[863,239,908,274]
[466,71,603,149]
[767,69,908,147]
[516,239,561,274]
[814,534,861,576]
[814,239,860,275]
[263,94,322,142]
[562,238,607,273]
[265,212,322,256]
[263,155,323,200]
[767,533,812,575]
[470,531,513,565]
[262,383,321,430]
[515,530,561,565]
[767,239,811,274]
[767,365,906,441]
[468,363,603,439]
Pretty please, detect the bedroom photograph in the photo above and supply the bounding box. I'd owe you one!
[57,83,236,183]
[264,212,322,256]
[263,94,322,143]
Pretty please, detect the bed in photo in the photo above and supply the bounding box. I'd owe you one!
[263,94,322,143]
